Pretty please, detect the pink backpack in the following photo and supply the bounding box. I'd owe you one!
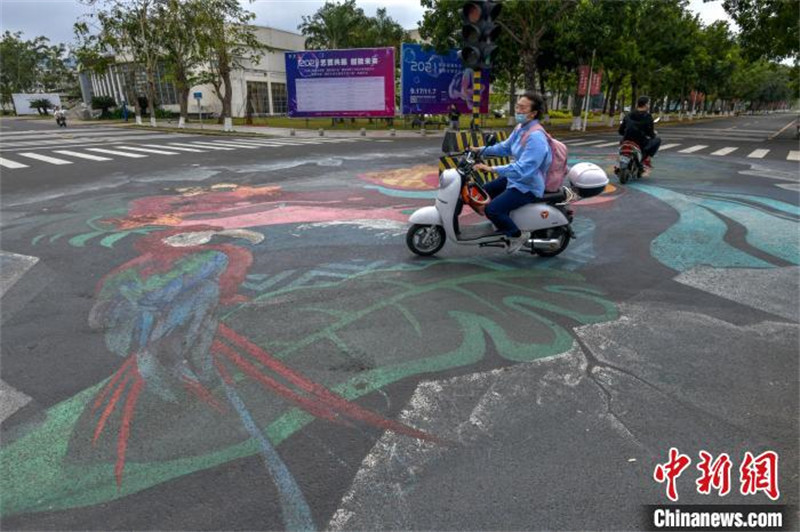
[520,123,569,192]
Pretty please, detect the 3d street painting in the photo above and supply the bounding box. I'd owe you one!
[1,149,797,529]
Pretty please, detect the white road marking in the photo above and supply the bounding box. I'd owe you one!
[169,142,234,151]
[170,142,235,151]
[594,141,621,148]
[747,149,769,159]
[152,144,204,152]
[710,147,738,156]
[207,141,262,149]
[113,145,179,155]
[768,118,798,140]
[52,150,111,161]
[0,157,29,169]
[567,140,606,146]
[659,143,681,150]
[678,145,708,153]
[788,151,800,161]
[86,147,148,158]
[18,152,72,165]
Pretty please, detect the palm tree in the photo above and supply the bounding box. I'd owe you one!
[298,0,369,50]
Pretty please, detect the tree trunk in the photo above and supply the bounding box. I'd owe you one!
[521,48,537,91]
[630,78,638,110]
[508,74,516,125]
[538,74,549,122]
[124,70,142,126]
[176,64,189,127]
[146,64,158,127]
[607,79,620,126]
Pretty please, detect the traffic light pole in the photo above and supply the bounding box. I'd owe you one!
[459,1,501,132]
[472,69,482,131]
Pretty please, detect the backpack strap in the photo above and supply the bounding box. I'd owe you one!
[520,122,549,149]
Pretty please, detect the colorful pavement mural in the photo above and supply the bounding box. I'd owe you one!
[1,149,797,529]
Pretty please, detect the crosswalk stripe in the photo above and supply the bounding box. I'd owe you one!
[153,144,204,152]
[678,145,708,153]
[0,157,29,169]
[710,147,738,156]
[226,140,284,147]
[86,147,148,158]
[207,141,262,149]
[113,145,179,155]
[52,150,111,161]
[660,143,681,150]
[564,139,586,144]
[567,140,606,146]
[169,142,234,151]
[237,139,309,146]
[788,151,800,161]
[594,141,620,148]
[747,149,769,159]
[18,152,73,165]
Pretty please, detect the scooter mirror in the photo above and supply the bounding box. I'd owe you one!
[484,133,498,146]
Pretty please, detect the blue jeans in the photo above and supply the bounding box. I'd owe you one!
[483,177,540,237]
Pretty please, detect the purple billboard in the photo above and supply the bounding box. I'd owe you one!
[401,43,489,115]
[285,48,396,118]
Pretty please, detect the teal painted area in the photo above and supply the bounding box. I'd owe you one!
[708,192,800,217]
[633,184,797,271]
[699,198,799,264]
[363,185,437,199]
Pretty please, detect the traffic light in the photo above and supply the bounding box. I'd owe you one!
[458,1,502,70]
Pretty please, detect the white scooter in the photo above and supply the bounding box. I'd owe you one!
[405,143,608,257]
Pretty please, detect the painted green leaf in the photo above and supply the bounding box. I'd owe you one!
[0,258,617,517]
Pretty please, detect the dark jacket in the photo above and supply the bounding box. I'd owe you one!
[619,109,655,147]
[448,107,460,121]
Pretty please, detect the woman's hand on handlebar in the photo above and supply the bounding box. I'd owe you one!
[473,163,495,174]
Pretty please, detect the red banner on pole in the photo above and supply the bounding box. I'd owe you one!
[577,65,590,96]
[590,69,603,95]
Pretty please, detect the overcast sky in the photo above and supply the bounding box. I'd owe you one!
[1,0,735,47]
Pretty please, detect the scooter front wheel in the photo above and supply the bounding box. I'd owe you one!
[406,224,446,256]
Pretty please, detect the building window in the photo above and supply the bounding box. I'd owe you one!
[271,82,287,115]
[113,62,178,106]
[246,81,270,116]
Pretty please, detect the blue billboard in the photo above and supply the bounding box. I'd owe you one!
[401,43,489,115]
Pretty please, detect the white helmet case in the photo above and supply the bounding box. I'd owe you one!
[567,162,609,198]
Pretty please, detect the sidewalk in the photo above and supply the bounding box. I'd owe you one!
[11,113,735,139]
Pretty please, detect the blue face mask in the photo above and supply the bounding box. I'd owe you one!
[515,113,529,124]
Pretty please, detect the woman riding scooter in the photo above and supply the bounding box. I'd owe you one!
[468,91,552,253]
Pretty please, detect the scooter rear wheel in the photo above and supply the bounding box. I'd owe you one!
[406,224,446,256]
[533,226,570,257]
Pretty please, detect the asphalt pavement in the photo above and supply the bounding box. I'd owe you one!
[0,113,797,531]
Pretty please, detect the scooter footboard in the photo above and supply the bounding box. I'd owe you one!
[408,206,443,226]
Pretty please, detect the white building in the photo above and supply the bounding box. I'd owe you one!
[81,26,305,118]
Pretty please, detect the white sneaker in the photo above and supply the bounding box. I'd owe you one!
[505,233,528,254]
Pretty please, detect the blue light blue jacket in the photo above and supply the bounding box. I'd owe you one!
[480,120,551,197]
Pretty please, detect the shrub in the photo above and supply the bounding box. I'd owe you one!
[91,95,117,118]
[29,98,53,115]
